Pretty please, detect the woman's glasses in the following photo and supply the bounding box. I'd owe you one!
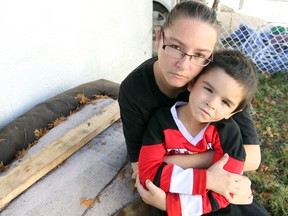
[162,31,213,66]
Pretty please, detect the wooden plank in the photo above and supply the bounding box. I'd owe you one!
[0,100,120,208]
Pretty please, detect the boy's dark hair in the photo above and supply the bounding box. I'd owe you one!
[195,50,258,112]
[162,0,221,33]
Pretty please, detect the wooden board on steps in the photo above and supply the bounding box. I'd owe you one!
[0,100,120,209]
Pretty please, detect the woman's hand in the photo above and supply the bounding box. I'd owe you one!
[228,175,253,205]
[206,154,253,204]
[135,174,167,211]
[131,162,138,180]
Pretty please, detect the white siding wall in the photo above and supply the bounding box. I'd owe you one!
[0,0,152,128]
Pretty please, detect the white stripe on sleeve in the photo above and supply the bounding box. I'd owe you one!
[170,165,193,194]
[180,194,203,216]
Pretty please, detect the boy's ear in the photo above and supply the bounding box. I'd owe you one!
[224,109,243,119]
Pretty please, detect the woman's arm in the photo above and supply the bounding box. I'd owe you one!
[243,144,261,171]
[233,106,261,171]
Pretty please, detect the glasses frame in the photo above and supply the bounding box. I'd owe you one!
[161,31,213,67]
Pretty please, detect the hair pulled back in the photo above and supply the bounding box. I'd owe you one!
[162,0,220,32]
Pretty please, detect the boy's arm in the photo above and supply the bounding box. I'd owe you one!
[167,154,253,215]
[139,142,208,196]
[136,155,253,214]
[164,150,215,169]
[163,144,261,172]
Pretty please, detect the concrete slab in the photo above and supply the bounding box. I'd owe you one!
[0,98,138,216]
[84,162,140,216]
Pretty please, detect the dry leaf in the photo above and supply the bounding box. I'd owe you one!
[48,116,67,128]
[34,128,48,139]
[264,97,270,103]
[259,165,269,173]
[118,167,126,180]
[80,198,94,207]
[266,126,274,138]
[75,94,90,105]
[93,95,109,99]
[284,132,288,139]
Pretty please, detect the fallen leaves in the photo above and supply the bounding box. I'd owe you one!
[80,197,95,207]
[75,94,91,105]
[34,128,48,139]
[265,126,274,138]
[0,162,9,171]
[48,116,67,128]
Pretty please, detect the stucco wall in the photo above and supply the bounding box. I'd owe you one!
[0,0,152,128]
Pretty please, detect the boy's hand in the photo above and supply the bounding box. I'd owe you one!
[135,175,166,211]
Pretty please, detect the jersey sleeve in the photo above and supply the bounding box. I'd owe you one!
[232,105,259,144]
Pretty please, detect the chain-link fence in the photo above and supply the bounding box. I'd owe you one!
[153,0,288,74]
[217,6,288,75]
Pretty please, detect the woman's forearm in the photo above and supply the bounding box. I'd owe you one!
[243,144,261,171]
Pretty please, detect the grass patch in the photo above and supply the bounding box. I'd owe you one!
[249,72,288,215]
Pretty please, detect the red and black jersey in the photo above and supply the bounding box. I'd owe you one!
[118,57,259,163]
[139,102,246,216]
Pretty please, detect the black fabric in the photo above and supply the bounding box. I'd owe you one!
[0,79,120,165]
[232,106,259,144]
[154,162,167,187]
[118,57,189,162]
[118,57,259,163]
[150,199,270,216]
[208,191,220,212]
[202,199,271,216]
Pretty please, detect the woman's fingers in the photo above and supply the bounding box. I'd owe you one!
[135,175,167,211]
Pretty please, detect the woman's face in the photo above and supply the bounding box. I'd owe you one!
[155,18,217,89]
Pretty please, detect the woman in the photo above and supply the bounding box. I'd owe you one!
[119,1,266,215]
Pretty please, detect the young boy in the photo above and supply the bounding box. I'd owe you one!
[138,50,259,215]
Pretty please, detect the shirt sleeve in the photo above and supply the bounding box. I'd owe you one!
[167,193,211,216]
[118,80,147,162]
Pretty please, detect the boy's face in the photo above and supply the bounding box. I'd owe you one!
[187,67,244,123]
